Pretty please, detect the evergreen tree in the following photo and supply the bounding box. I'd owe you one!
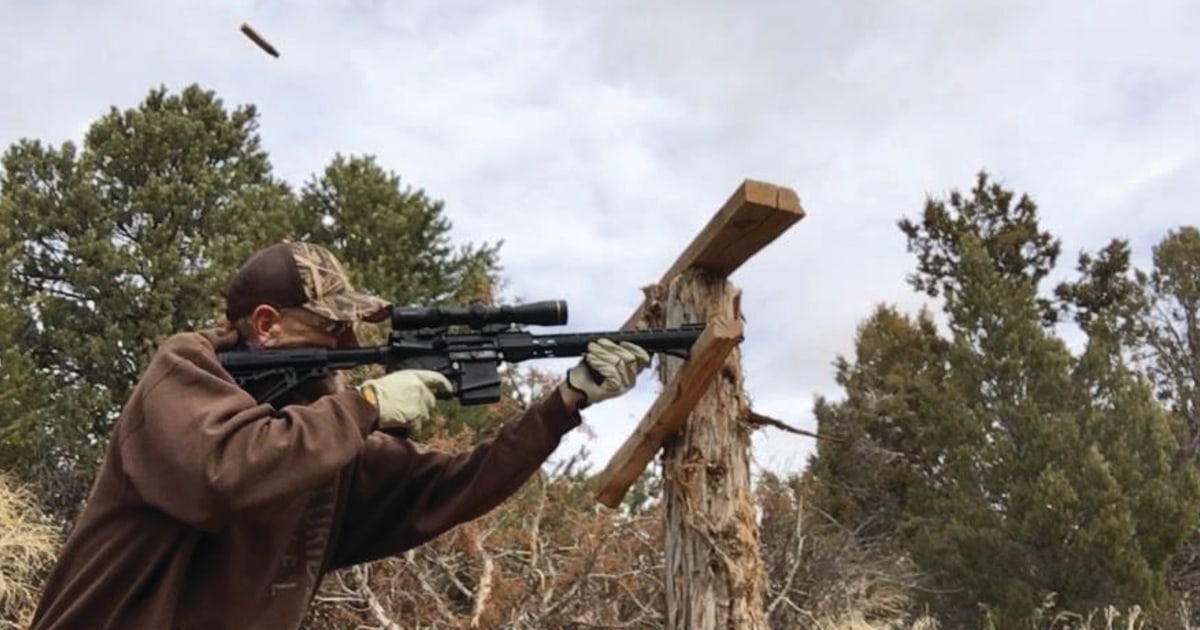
[294,154,501,309]
[1054,239,1146,348]
[290,153,506,441]
[1054,238,1199,619]
[1059,230,1200,611]
[1141,228,1200,606]
[809,171,1198,626]
[0,84,297,520]
[1137,227,1200,459]
[905,173,1197,625]
[806,303,953,541]
[0,85,506,523]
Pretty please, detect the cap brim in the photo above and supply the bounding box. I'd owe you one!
[303,290,391,323]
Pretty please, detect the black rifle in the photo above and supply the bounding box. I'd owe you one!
[217,300,710,406]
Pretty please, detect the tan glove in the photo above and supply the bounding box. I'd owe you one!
[360,369,454,432]
[561,339,652,408]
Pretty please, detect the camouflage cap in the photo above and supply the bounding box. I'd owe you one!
[224,241,390,324]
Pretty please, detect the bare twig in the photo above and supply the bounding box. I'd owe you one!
[768,492,806,615]
[353,565,402,630]
[403,549,458,624]
[745,409,839,441]
[468,526,495,628]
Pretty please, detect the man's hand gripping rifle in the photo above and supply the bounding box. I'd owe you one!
[218,300,708,406]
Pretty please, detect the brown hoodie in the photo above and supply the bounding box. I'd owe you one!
[29,327,581,629]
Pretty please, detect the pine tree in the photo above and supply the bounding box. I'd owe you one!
[289,153,507,441]
[806,303,952,541]
[0,86,508,524]
[1054,238,1199,617]
[1059,230,1200,611]
[809,171,1198,626]
[293,154,501,309]
[1136,227,1200,459]
[0,84,298,521]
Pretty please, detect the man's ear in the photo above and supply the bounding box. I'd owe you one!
[248,305,282,340]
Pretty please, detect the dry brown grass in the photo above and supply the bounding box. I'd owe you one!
[816,612,941,630]
[0,473,60,628]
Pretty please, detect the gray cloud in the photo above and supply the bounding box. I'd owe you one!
[3,0,1198,477]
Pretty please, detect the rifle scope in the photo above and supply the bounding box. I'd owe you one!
[391,300,567,330]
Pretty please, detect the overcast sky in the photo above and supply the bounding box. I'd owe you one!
[3,0,1198,478]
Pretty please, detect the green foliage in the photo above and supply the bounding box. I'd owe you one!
[0,84,503,523]
[285,153,506,440]
[0,85,299,518]
[898,171,1062,327]
[293,154,501,308]
[1065,227,1200,611]
[806,303,954,541]
[1136,227,1200,458]
[808,170,1200,627]
[1055,239,1147,346]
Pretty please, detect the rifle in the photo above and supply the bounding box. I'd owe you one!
[217,300,712,406]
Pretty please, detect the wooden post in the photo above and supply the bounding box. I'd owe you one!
[591,179,805,630]
[594,180,804,506]
[592,315,743,508]
[659,270,764,629]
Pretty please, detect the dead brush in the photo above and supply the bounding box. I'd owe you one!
[0,473,59,628]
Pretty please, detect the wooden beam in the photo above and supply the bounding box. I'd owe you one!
[593,314,744,508]
[622,179,804,330]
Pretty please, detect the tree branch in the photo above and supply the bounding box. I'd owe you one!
[745,409,839,442]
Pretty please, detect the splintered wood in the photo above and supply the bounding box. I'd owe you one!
[660,270,766,630]
[591,177,802,630]
[595,179,805,507]
[592,315,743,508]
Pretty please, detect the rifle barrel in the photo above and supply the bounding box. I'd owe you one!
[518,326,706,358]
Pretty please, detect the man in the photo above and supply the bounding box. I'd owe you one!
[30,241,651,629]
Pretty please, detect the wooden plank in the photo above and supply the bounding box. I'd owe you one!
[662,179,804,279]
[593,314,744,508]
[659,270,765,628]
[622,179,804,330]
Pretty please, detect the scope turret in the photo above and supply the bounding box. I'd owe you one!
[391,300,567,330]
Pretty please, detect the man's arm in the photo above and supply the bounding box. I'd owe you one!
[327,337,650,568]
[327,388,581,569]
[117,332,379,531]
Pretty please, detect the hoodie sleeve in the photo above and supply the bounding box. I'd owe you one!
[116,331,380,531]
[327,388,582,569]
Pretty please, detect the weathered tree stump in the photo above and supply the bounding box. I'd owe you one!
[591,179,804,629]
[656,269,766,630]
